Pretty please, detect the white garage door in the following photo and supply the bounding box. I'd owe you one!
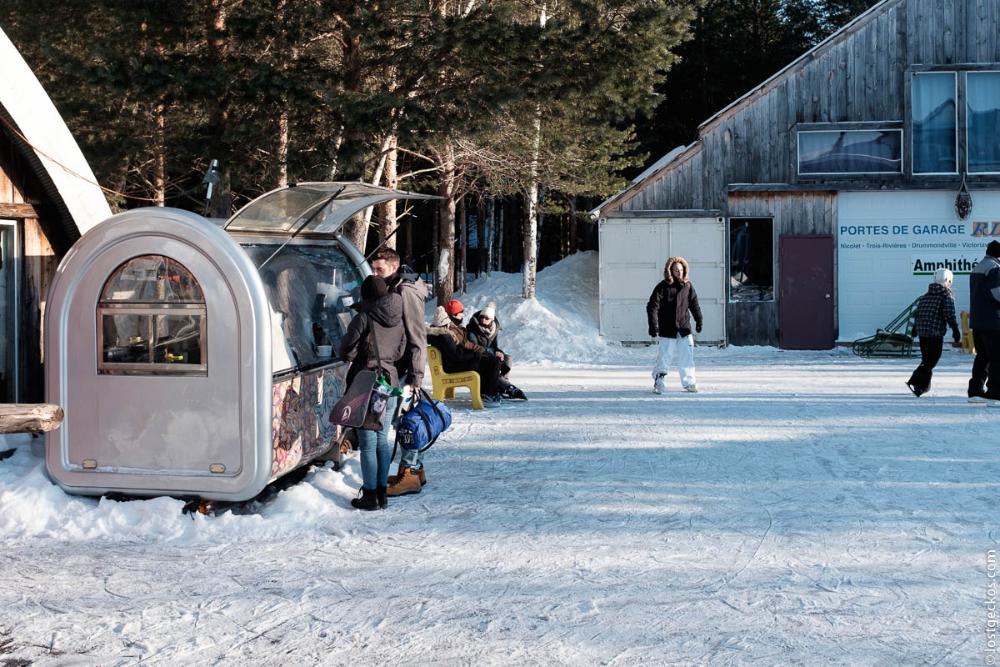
[599,217,726,344]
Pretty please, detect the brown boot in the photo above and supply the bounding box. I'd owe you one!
[386,467,422,497]
[388,466,427,487]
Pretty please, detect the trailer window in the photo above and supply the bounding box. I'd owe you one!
[97,255,207,375]
[729,218,774,302]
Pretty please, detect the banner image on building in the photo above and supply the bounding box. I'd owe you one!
[837,191,1000,341]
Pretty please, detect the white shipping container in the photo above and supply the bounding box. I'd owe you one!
[599,216,726,344]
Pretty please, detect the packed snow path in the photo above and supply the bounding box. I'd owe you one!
[1,349,997,665]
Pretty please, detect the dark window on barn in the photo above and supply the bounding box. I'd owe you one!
[798,130,902,175]
[729,218,773,303]
[967,72,1000,173]
[912,72,957,174]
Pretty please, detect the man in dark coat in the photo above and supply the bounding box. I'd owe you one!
[646,256,703,394]
[370,248,432,496]
[968,240,1000,403]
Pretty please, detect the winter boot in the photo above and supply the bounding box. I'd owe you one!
[350,487,379,511]
[653,374,667,394]
[502,384,528,400]
[376,486,388,510]
[684,383,699,393]
[387,466,426,487]
[386,467,423,497]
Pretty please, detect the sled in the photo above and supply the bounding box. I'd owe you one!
[851,297,920,358]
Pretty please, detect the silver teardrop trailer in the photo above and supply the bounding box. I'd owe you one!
[45,182,434,502]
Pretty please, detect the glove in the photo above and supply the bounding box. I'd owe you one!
[953,333,962,345]
[696,323,702,334]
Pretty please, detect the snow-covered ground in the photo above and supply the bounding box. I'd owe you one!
[1,254,998,665]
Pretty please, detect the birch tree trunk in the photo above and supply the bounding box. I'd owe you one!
[476,197,486,277]
[153,100,166,206]
[522,3,547,299]
[277,106,289,187]
[458,195,467,293]
[435,143,457,304]
[377,133,399,250]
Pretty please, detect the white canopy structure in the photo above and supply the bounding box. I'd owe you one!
[0,26,111,235]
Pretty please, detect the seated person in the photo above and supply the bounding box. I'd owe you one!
[466,301,526,400]
[427,299,509,407]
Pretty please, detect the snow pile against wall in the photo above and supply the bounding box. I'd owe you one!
[449,251,626,364]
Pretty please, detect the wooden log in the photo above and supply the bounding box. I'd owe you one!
[0,403,64,433]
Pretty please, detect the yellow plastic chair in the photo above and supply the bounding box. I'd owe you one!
[961,311,976,354]
[427,345,483,410]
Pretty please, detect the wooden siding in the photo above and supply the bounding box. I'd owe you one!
[611,0,1000,216]
[725,192,837,346]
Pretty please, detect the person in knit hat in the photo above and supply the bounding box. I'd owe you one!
[466,301,526,400]
[339,275,405,510]
[906,268,961,397]
[967,240,1000,403]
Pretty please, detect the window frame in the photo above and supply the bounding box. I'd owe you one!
[96,256,209,376]
[727,216,775,304]
[965,69,1000,175]
[796,127,904,176]
[910,70,959,176]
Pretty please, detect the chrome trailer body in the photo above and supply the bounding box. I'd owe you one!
[45,183,435,501]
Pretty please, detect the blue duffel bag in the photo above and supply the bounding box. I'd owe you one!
[395,391,452,452]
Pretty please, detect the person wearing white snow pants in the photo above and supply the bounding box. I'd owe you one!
[646,256,703,393]
[653,334,696,389]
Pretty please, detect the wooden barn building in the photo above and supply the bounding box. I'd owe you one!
[0,27,111,400]
[595,0,1000,348]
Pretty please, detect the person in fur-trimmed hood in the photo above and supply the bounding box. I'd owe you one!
[646,256,703,394]
[466,301,526,400]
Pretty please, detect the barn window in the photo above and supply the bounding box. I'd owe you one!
[967,72,1000,173]
[729,218,773,302]
[912,72,957,174]
[797,130,902,175]
[97,255,207,375]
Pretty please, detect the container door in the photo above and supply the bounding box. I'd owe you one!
[662,218,727,344]
[0,221,17,401]
[779,235,835,349]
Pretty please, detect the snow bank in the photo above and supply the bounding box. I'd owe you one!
[448,251,627,364]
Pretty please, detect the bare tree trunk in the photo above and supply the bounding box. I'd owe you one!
[476,197,486,278]
[377,133,399,250]
[153,100,166,206]
[522,3,547,299]
[495,197,504,273]
[435,144,457,304]
[457,196,467,293]
[569,196,578,255]
[277,106,289,187]
[342,134,393,254]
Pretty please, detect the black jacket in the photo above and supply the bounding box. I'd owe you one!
[970,256,1000,331]
[340,293,406,386]
[466,312,501,353]
[647,281,703,338]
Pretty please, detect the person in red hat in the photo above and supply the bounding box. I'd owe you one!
[426,299,506,408]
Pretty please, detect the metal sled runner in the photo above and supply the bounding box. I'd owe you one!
[851,298,920,358]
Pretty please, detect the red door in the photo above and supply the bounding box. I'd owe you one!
[779,235,835,349]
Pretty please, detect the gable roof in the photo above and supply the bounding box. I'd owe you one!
[593,0,898,217]
[0,26,111,236]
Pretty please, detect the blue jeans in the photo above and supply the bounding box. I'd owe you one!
[358,397,398,490]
